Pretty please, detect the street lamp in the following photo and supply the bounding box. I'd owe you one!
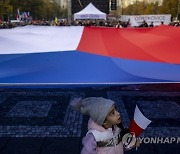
[67,0,71,25]
[120,0,123,16]
[176,0,180,20]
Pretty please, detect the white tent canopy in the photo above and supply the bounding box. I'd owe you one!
[74,3,106,20]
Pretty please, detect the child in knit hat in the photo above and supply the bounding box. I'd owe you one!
[71,97,139,154]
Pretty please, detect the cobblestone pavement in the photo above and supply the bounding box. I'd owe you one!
[0,87,179,154]
[0,90,85,137]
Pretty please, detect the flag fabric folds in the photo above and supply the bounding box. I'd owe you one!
[0,25,180,85]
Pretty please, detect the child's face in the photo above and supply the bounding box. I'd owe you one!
[103,105,121,128]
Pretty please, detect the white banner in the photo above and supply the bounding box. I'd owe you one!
[121,14,171,27]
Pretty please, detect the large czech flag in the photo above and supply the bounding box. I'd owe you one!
[0,25,180,85]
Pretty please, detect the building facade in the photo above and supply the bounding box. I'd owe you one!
[54,0,164,12]
[50,0,67,8]
[118,0,163,8]
[58,0,68,9]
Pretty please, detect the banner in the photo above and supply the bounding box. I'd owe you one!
[121,14,171,27]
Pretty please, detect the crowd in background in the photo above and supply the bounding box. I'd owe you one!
[0,18,179,29]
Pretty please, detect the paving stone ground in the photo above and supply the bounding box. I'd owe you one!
[0,85,179,154]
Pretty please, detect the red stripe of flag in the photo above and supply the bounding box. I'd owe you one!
[129,120,144,137]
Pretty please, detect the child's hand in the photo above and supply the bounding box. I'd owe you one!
[132,138,140,151]
[130,138,140,150]
[135,138,141,148]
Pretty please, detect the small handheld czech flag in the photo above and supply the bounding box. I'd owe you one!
[122,105,151,149]
[129,105,152,137]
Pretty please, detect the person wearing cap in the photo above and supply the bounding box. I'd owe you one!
[71,97,130,154]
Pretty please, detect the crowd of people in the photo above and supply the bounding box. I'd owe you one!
[0,18,179,29]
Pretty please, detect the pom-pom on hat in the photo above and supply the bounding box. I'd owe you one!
[70,97,115,126]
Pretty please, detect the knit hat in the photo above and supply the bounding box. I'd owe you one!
[70,97,115,126]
